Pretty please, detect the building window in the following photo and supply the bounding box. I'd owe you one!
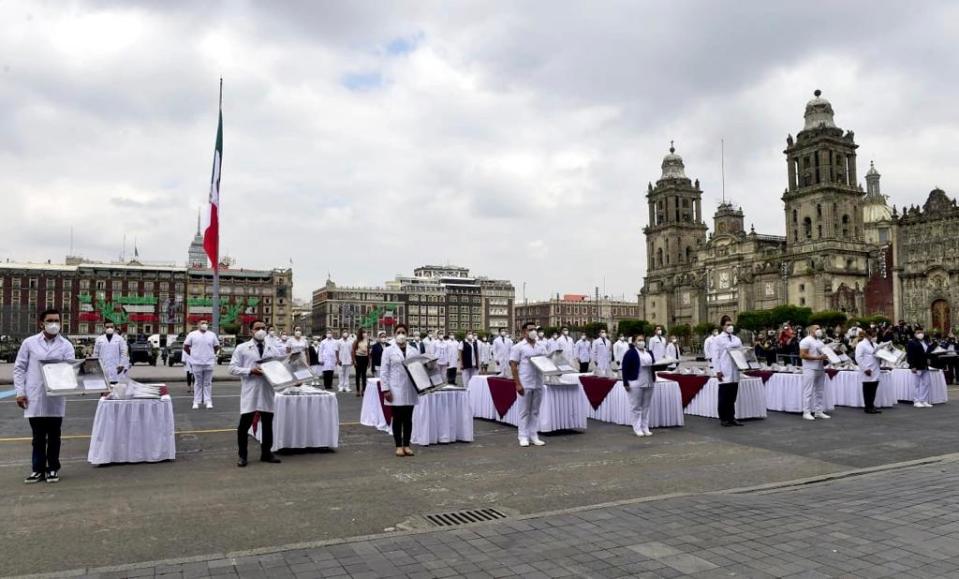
[800,297,806,306]
[792,209,797,224]
[96,280,106,290]
[63,279,72,290]
[803,217,812,239]
[112,280,122,291]
[841,214,850,237]
[799,284,805,292]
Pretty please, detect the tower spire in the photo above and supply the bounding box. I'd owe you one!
[196,207,201,235]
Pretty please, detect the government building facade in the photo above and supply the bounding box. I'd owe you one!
[639,91,957,334]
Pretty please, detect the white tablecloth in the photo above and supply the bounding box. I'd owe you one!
[683,377,767,420]
[360,378,474,446]
[890,368,949,404]
[253,393,339,451]
[586,380,684,428]
[88,398,176,465]
[467,376,589,432]
[827,370,897,408]
[764,372,836,413]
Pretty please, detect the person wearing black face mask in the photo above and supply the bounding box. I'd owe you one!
[229,319,284,467]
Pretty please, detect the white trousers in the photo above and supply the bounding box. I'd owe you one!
[462,368,478,387]
[913,370,931,402]
[497,358,511,377]
[594,362,611,378]
[802,369,825,413]
[193,365,213,405]
[338,364,352,391]
[517,387,545,442]
[628,385,654,433]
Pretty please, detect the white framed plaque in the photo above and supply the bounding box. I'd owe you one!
[42,358,111,397]
[821,345,843,365]
[403,354,445,394]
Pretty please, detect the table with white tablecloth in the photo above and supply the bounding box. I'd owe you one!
[467,376,589,432]
[252,392,339,451]
[88,397,176,465]
[585,380,684,428]
[890,368,949,404]
[681,377,767,420]
[762,372,836,413]
[360,379,474,446]
[827,370,897,408]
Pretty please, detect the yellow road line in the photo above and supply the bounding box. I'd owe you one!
[0,422,364,443]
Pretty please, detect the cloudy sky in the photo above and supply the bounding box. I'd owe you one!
[2,1,957,302]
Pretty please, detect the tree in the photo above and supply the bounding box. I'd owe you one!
[809,310,848,330]
[617,319,653,338]
[736,310,771,332]
[671,323,692,338]
[693,321,716,337]
[583,322,609,339]
[769,304,812,327]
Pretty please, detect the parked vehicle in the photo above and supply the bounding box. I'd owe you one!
[217,335,237,365]
[0,336,21,363]
[166,341,184,366]
[129,335,158,366]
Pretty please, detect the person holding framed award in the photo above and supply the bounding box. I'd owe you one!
[380,323,419,457]
[712,315,744,427]
[230,319,284,467]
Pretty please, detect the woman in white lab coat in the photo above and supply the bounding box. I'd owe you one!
[855,327,882,414]
[622,335,655,437]
[379,323,420,457]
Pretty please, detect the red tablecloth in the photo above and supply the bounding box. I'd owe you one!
[486,377,519,418]
[377,388,393,425]
[745,370,775,384]
[578,376,618,410]
[658,373,710,408]
[825,368,840,379]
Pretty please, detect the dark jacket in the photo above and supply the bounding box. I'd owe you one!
[906,339,930,370]
[371,342,384,366]
[621,345,640,382]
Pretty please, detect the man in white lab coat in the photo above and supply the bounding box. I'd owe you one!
[613,335,629,374]
[510,322,549,447]
[711,316,744,427]
[556,327,575,365]
[648,325,668,362]
[703,328,719,365]
[93,321,129,383]
[855,328,882,414]
[229,319,283,467]
[184,320,220,409]
[14,308,76,483]
[478,335,492,374]
[591,331,613,377]
[575,334,591,373]
[492,329,513,377]
[336,331,354,392]
[665,337,682,370]
[319,331,338,389]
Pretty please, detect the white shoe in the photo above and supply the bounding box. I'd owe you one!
[914,401,924,408]
[519,439,530,447]
[531,438,546,446]
[802,412,815,421]
[642,428,653,436]
[635,430,647,437]
[814,411,830,419]
[192,403,199,410]
[924,402,934,408]
[205,403,213,409]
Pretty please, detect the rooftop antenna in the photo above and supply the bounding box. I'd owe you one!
[721,138,726,204]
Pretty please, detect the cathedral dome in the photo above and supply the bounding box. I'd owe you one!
[866,160,880,177]
[863,201,892,224]
[803,89,836,131]
[660,142,687,179]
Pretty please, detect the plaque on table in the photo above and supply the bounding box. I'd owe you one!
[42,358,111,397]
[650,356,681,369]
[548,351,577,373]
[875,342,906,367]
[288,355,317,382]
[259,356,304,391]
[821,344,843,365]
[727,348,760,371]
[403,354,446,394]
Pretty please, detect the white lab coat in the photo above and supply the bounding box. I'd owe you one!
[379,343,420,406]
[649,335,667,362]
[319,338,338,371]
[575,339,591,363]
[93,333,130,382]
[666,342,680,360]
[478,339,492,364]
[704,334,716,362]
[613,339,629,364]
[229,339,284,414]
[712,332,743,383]
[556,335,575,362]
[14,333,75,418]
[336,338,353,366]
[855,339,880,384]
[591,337,612,370]
[492,336,513,364]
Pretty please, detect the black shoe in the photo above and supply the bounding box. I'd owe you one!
[865,408,882,414]
[721,421,733,427]
[237,457,248,468]
[260,454,282,464]
[45,470,60,483]
[24,472,44,484]
[732,420,745,426]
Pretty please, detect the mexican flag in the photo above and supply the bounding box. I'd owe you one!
[202,85,223,272]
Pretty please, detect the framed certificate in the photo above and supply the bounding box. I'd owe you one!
[403,354,445,394]
[821,345,843,365]
[42,358,111,396]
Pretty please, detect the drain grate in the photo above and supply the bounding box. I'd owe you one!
[423,508,508,527]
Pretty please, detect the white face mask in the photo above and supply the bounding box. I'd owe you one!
[814,329,823,338]
[395,333,407,344]
[562,330,569,335]
[725,325,734,334]
[105,328,114,335]
[527,330,538,340]
[712,331,719,336]
[342,334,349,339]
[655,330,662,335]
[916,333,924,340]
[269,330,276,337]
[199,323,208,331]
[44,322,61,336]
[325,334,332,339]
[500,332,506,337]
[294,330,302,337]
[537,332,544,338]
[671,338,677,343]
[280,334,288,340]
[254,329,267,341]
[467,334,474,341]
[600,333,607,339]
[636,341,646,349]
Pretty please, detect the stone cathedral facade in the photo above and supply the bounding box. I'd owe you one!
[639,91,958,334]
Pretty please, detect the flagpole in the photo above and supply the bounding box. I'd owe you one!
[212,78,222,334]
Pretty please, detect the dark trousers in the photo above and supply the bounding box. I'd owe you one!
[323,370,334,389]
[579,362,590,373]
[237,411,274,460]
[29,417,62,473]
[355,356,369,391]
[392,405,414,447]
[446,367,457,385]
[717,382,739,423]
[186,371,194,388]
[862,381,879,410]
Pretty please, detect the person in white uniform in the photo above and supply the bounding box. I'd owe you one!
[649,326,668,362]
[591,331,613,377]
[444,335,459,384]
[229,319,283,467]
[575,334,591,373]
[613,335,629,375]
[423,331,436,356]
[556,327,575,365]
[665,337,681,371]
[379,324,420,457]
[712,315,745,427]
[478,335,492,374]
[285,326,310,365]
[15,308,75,483]
[622,335,655,437]
[907,329,934,408]
[510,322,549,447]
[799,324,830,421]
[703,328,719,366]
[93,321,129,383]
[183,320,220,409]
[336,331,353,392]
[459,333,481,386]
[855,328,882,414]
[493,329,513,377]
[319,332,338,389]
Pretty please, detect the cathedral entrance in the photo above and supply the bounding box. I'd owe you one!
[931,299,951,334]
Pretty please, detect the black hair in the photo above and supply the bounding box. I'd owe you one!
[39,308,60,321]
[249,318,264,329]
[395,323,408,333]
[522,321,536,330]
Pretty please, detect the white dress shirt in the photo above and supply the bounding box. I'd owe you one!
[799,336,825,371]
[509,340,548,390]
[379,343,420,406]
[184,330,220,366]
